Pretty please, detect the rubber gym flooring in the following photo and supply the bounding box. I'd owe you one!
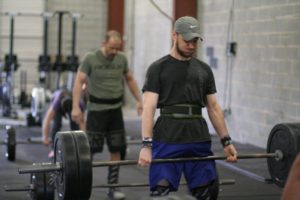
[0,112,283,200]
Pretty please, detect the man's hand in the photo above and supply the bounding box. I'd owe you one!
[43,137,50,146]
[72,106,83,124]
[138,147,152,167]
[224,144,238,162]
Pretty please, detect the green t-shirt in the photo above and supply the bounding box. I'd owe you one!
[79,50,129,111]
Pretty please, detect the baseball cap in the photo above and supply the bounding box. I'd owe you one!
[174,16,203,41]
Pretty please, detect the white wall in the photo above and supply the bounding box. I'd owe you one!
[123,0,173,107]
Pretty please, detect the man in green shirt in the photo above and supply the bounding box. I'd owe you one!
[72,30,142,200]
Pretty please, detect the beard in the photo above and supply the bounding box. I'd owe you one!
[107,54,116,60]
[176,42,194,59]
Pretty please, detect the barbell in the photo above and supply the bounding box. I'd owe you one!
[1,125,141,161]
[1,126,50,161]
[6,122,300,200]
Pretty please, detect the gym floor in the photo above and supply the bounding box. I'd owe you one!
[0,110,283,200]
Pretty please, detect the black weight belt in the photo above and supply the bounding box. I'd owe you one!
[89,94,123,104]
[160,104,202,119]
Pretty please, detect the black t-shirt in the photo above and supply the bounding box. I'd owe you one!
[143,55,217,143]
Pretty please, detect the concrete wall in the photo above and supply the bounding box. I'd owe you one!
[198,0,300,147]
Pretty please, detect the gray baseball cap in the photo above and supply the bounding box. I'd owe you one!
[174,16,203,41]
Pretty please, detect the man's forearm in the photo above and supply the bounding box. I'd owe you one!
[42,118,50,140]
[131,86,142,102]
[141,106,155,139]
[42,125,49,140]
[127,78,142,103]
[208,103,229,138]
[72,80,83,109]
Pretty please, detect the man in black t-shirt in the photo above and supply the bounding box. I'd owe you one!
[138,16,238,200]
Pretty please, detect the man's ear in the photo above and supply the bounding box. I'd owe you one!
[172,31,177,40]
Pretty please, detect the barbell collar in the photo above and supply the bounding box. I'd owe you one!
[274,149,283,161]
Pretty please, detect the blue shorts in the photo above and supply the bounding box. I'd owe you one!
[149,141,217,191]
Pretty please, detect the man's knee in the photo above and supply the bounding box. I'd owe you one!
[107,130,126,152]
[87,131,104,154]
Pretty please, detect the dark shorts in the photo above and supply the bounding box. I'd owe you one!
[150,141,217,192]
[86,107,126,154]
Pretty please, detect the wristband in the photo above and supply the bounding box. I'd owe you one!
[220,136,232,147]
[142,137,152,148]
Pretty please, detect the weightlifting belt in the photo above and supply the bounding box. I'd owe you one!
[89,94,123,104]
[160,104,202,119]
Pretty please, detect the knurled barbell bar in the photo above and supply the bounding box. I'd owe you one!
[6,122,300,200]
[92,179,236,188]
[17,151,282,174]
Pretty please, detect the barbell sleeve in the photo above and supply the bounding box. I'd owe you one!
[18,163,61,174]
[4,185,33,192]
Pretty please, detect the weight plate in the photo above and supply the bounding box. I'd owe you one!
[267,123,300,187]
[5,126,16,161]
[71,131,92,200]
[54,132,79,200]
[6,144,15,161]
[26,113,35,127]
[30,172,54,200]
